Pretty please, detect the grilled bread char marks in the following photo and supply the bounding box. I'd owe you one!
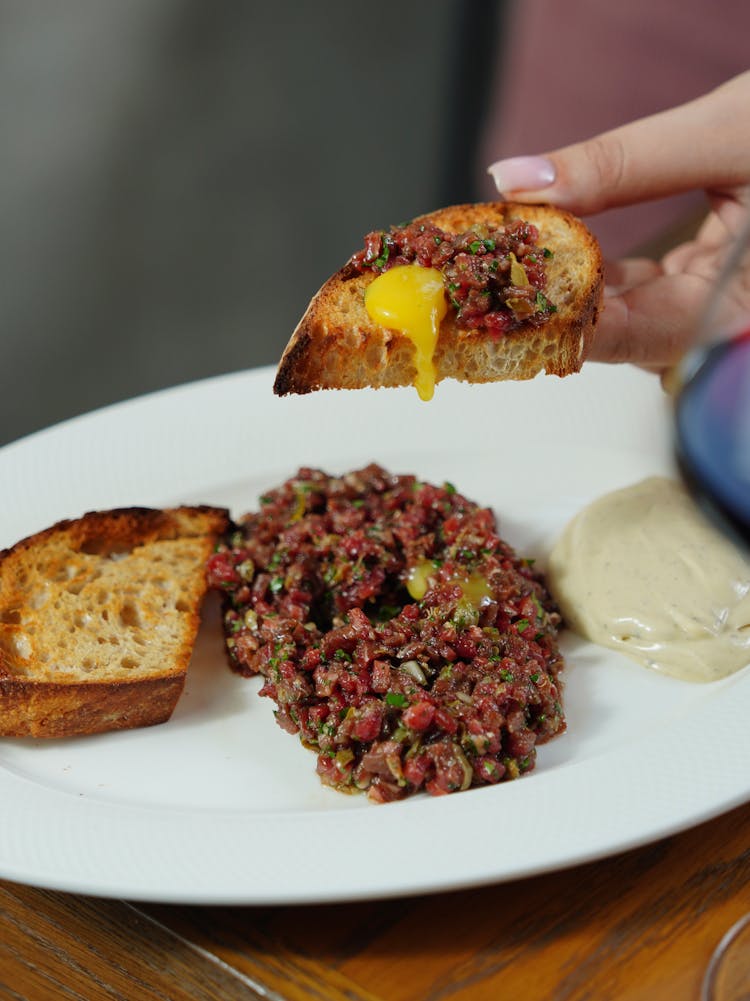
[0,505,229,738]
[274,202,604,396]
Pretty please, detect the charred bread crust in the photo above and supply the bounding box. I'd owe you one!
[0,675,186,738]
[0,505,229,561]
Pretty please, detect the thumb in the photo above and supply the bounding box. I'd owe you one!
[487,71,750,215]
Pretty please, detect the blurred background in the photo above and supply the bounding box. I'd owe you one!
[1,0,747,448]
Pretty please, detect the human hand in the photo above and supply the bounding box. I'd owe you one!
[487,71,750,374]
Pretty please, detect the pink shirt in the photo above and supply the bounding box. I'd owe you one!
[478,0,750,257]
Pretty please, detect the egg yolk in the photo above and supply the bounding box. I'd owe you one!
[406,559,493,606]
[364,264,447,401]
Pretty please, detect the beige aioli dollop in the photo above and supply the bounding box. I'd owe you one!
[547,477,750,683]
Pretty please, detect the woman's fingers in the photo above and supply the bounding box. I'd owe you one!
[604,257,663,294]
[589,272,712,366]
[485,71,750,370]
[487,72,750,215]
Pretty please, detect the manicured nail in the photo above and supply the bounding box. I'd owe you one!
[487,156,556,194]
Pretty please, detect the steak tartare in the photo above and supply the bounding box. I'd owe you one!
[207,465,566,803]
[346,218,557,335]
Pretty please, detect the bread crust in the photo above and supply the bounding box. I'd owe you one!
[274,202,603,395]
[0,505,229,738]
[0,676,185,738]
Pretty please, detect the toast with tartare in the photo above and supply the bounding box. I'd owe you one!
[274,202,604,399]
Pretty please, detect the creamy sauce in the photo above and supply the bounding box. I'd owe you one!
[547,477,750,683]
[364,264,447,401]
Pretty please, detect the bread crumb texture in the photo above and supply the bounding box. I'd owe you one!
[0,506,228,737]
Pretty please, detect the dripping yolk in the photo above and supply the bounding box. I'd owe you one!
[364,265,447,401]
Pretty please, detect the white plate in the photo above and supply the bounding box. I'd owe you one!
[0,364,748,905]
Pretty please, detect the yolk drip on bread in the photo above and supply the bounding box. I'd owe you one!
[364,264,447,401]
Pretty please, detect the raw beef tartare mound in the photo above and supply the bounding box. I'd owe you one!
[207,465,566,802]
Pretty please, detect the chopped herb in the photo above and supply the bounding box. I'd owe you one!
[530,672,540,684]
[499,669,514,683]
[443,481,456,494]
[385,692,409,708]
[543,247,553,258]
[376,604,401,622]
[373,239,390,270]
[269,576,284,594]
[516,618,530,633]
[535,291,557,314]
[334,649,352,662]
[469,240,483,254]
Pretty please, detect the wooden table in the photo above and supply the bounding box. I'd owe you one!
[2,799,748,1000]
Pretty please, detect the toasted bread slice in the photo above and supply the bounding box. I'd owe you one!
[274,202,603,395]
[0,505,229,738]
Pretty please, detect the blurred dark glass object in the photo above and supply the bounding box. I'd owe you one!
[674,221,750,547]
[676,331,750,547]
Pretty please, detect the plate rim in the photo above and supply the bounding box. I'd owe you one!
[1,363,747,905]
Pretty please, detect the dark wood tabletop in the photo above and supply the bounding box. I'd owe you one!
[2,798,748,1000]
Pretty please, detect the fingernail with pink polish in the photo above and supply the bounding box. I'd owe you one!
[487,156,556,193]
